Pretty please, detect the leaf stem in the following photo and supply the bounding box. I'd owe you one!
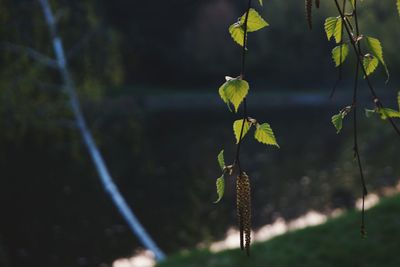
[351,10,368,234]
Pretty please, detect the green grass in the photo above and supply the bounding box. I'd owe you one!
[158,195,400,267]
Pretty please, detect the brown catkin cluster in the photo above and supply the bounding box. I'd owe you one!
[315,0,320,9]
[305,0,313,29]
[236,173,251,255]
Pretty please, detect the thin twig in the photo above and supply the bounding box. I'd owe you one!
[234,0,253,174]
[350,2,368,234]
[0,42,58,68]
[330,0,347,99]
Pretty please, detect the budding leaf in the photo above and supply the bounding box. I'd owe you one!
[218,78,249,112]
[214,175,225,203]
[324,17,342,43]
[332,44,349,67]
[259,0,263,6]
[240,8,269,32]
[254,123,279,147]
[363,55,379,76]
[233,119,252,144]
[217,149,225,171]
[365,36,389,81]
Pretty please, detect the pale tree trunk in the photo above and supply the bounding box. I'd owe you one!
[37,0,166,261]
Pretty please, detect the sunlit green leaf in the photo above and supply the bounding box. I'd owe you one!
[365,36,389,81]
[233,119,252,144]
[229,23,245,47]
[219,81,229,104]
[397,0,400,17]
[397,91,400,110]
[331,113,343,134]
[217,150,225,171]
[332,44,349,67]
[240,8,269,32]
[214,175,225,203]
[219,78,249,112]
[331,107,352,133]
[363,55,379,76]
[254,123,279,147]
[324,17,342,43]
[324,17,336,40]
[365,107,400,120]
[379,108,400,119]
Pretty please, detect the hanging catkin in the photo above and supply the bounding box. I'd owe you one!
[236,173,251,255]
[305,0,313,29]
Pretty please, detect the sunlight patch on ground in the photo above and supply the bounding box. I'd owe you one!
[210,210,329,253]
[355,193,379,211]
[113,250,155,267]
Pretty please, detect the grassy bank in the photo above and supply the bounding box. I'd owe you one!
[158,194,400,267]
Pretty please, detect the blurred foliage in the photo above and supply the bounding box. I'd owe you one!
[0,0,124,140]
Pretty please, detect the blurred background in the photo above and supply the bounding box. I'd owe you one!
[1,0,400,267]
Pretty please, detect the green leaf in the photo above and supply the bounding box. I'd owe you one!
[331,113,343,134]
[324,17,336,40]
[332,44,349,67]
[364,107,400,120]
[379,108,400,119]
[254,123,279,147]
[217,150,225,171]
[363,55,379,76]
[397,91,400,110]
[324,17,342,43]
[233,119,252,144]
[229,9,268,46]
[218,78,249,112]
[365,36,389,81]
[219,77,234,112]
[397,0,400,17]
[214,175,225,203]
[229,23,245,46]
[240,8,269,32]
[259,0,263,6]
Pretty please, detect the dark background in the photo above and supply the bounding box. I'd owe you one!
[1,0,399,266]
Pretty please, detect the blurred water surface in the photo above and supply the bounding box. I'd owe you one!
[1,90,399,267]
